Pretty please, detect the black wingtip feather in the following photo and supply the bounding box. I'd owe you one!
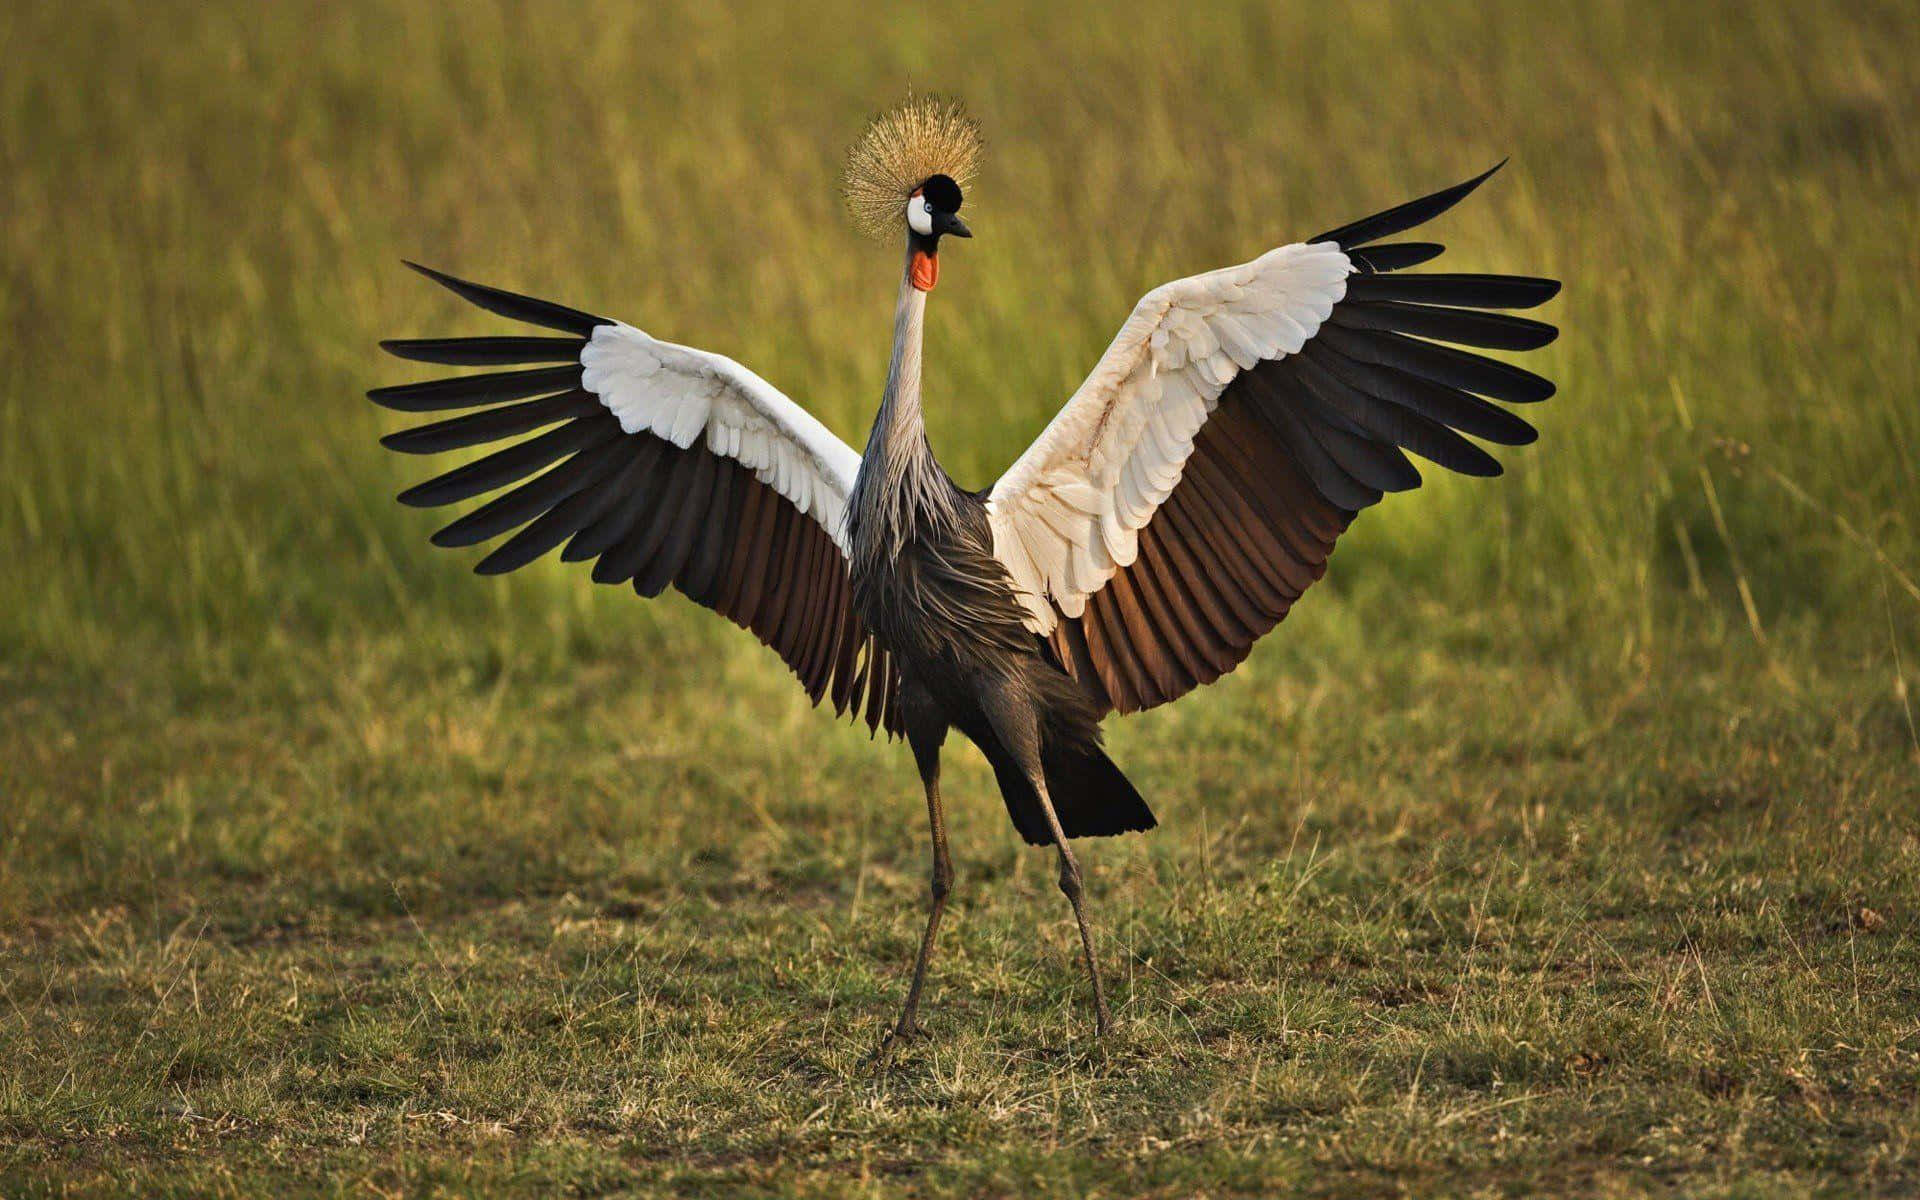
[1344,273,1561,311]
[366,364,585,413]
[380,336,586,366]
[1310,160,1508,250]
[402,261,608,336]
[1347,242,1447,272]
[396,416,618,509]
[1317,324,1557,405]
[1329,301,1560,352]
[379,390,600,455]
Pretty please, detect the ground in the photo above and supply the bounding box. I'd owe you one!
[3,1,1918,1196]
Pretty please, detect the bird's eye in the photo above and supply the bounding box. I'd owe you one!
[907,194,935,236]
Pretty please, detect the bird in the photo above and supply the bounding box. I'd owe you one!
[369,97,1560,1041]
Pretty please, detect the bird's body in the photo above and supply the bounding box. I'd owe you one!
[846,256,1152,847]
[369,99,1561,1038]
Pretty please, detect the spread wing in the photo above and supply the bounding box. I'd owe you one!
[985,165,1560,714]
[371,264,898,733]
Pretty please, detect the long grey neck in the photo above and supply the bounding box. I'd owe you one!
[849,244,959,568]
[873,253,929,469]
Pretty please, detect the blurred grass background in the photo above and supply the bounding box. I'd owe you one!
[2,0,1918,1195]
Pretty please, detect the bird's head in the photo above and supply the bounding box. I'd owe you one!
[904,174,971,290]
[844,97,981,293]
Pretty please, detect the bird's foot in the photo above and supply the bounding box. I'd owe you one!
[885,1017,933,1047]
[1093,989,1116,1036]
[1086,984,1114,1038]
[870,1018,932,1065]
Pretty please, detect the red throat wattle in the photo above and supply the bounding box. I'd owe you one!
[910,249,939,292]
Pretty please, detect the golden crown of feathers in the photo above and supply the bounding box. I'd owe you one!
[842,96,983,241]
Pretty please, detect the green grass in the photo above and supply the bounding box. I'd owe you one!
[3,0,1918,1194]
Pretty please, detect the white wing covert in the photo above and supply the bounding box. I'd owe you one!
[987,241,1352,631]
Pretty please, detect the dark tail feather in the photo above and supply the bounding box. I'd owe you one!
[1050,743,1157,840]
[989,742,1157,846]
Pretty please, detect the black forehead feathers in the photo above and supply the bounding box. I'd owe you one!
[919,174,964,213]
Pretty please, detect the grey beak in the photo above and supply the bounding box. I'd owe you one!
[938,213,972,239]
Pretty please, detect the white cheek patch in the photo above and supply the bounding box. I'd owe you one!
[907,195,934,236]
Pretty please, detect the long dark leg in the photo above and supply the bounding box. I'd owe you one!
[979,688,1113,1036]
[1029,773,1112,1036]
[886,686,951,1043]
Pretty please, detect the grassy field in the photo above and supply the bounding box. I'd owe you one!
[4,0,1918,1194]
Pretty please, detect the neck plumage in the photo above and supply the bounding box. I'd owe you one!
[849,243,958,567]
[873,251,930,470]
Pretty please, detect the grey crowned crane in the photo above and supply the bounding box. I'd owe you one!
[370,98,1560,1040]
